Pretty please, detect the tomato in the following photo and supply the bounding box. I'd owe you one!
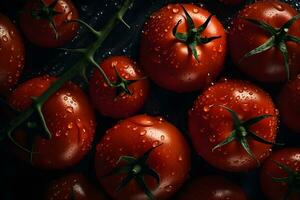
[177,176,247,200]
[188,79,278,172]
[278,76,300,133]
[8,76,96,169]
[95,114,190,200]
[89,56,149,119]
[45,173,105,200]
[20,0,79,48]
[261,148,300,200]
[229,1,300,82]
[219,0,244,5]
[140,3,226,92]
[0,13,24,95]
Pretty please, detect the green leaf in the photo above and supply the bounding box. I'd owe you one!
[188,42,199,62]
[243,18,277,35]
[172,20,188,42]
[197,15,214,33]
[278,42,290,81]
[286,35,300,44]
[212,130,237,152]
[240,36,276,63]
[115,174,134,192]
[135,176,155,200]
[271,176,289,183]
[282,13,300,30]
[144,167,160,185]
[272,160,294,175]
[248,130,284,146]
[118,155,137,164]
[242,114,272,127]
[240,137,258,164]
[218,105,241,127]
[198,36,221,44]
[181,6,195,32]
[35,104,52,139]
[139,143,162,164]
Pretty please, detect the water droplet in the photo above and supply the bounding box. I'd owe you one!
[66,106,73,113]
[172,8,179,14]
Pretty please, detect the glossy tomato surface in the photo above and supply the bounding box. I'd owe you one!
[188,79,278,172]
[177,176,248,200]
[0,13,24,95]
[45,173,105,200]
[261,148,300,200]
[140,3,226,92]
[8,76,96,169]
[95,114,190,200]
[20,0,79,48]
[229,1,300,82]
[89,56,149,119]
[278,76,300,133]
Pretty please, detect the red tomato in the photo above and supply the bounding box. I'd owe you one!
[278,76,300,133]
[261,148,300,200]
[20,0,79,48]
[140,4,226,92]
[188,79,278,172]
[0,14,24,95]
[177,176,248,200]
[45,173,105,200]
[8,76,96,169]
[229,1,300,82]
[95,114,190,200]
[89,56,149,119]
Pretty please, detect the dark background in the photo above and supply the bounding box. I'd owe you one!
[0,0,300,199]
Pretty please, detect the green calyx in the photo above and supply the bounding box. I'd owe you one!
[172,6,221,62]
[110,65,146,97]
[240,14,300,81]
[212,105,283,163]
[271,160,300,200]
[102,144,162,200]
[0,0,134,154]
[31,0,62,39]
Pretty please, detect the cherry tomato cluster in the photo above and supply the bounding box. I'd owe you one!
[0,0,300,199]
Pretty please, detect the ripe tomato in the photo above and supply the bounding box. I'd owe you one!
[229,1,300,82]
[8,76,96,169]
[177,176,247,200]
[278,76,300,133]
[188,79,278,172]
[0,14,24,95]
[140,4,226,92]
[89,56,149,119]
[95,114,190,200]
[261,148,300,200]
[45,173,105,200]
[20,0,79,48]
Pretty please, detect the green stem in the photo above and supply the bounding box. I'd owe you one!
[1,0,134,141]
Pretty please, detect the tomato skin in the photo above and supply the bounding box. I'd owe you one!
[8,76,96,170]
[177,176,247,200]
[278,76,300,133]
[20,0,79,48]
[229,1,300,82]
[95,114,190,200]
[261,148,300,200]
[89,56,149,119]
[140,4,226,93]
[45,173,105,200]
[188,79,278,172]
[0,14,24,95]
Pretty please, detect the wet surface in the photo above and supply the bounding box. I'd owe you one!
[0,0,299,199]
